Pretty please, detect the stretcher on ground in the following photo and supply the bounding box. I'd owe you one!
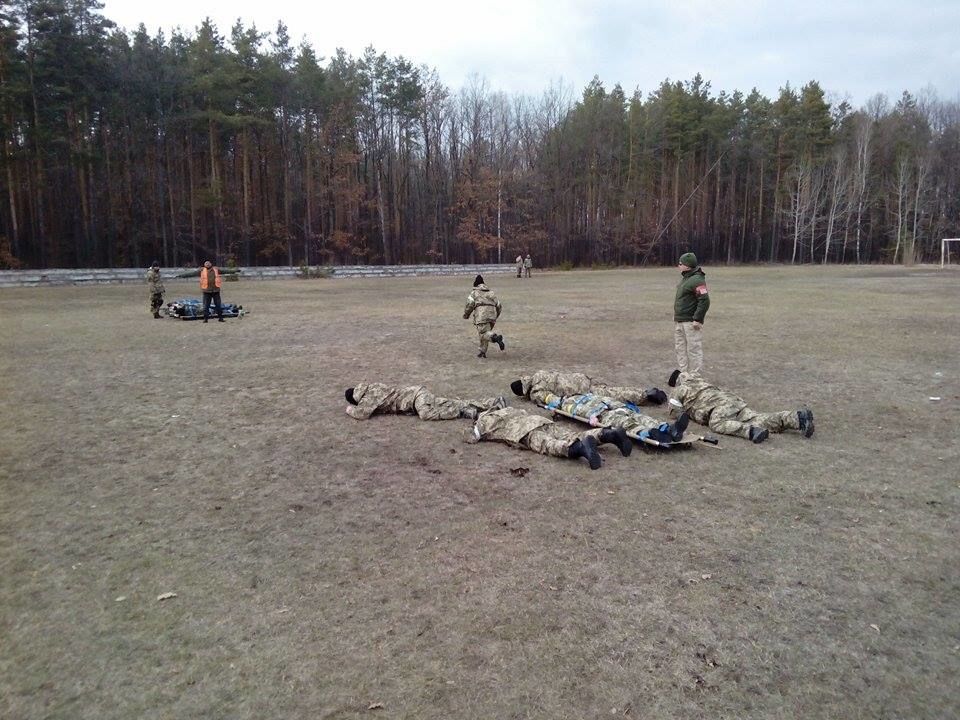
[538,403,721,449]
[164,298,245,320]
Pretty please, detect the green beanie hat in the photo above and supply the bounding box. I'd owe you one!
[679,252,698,267]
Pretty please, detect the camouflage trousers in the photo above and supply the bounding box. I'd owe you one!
[596,406,662,434]
[471,412,601,459]
[150,292,164,313]
[674,322,703,375]
[593,384,651,406]
[414,392,503,420]
[476,322,497,353]
[708,407,799,439]
[520,424,602,459]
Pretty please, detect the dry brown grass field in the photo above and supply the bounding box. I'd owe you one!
[1,266,958,720]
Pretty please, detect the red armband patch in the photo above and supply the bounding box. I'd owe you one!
[695,284,709,296]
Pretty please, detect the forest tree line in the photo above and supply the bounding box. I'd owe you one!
[0,1,958,269]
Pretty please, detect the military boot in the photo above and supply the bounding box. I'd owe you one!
[459,406,479,420]
[568,435,602,470]
[493,333,505,351]
[477,350,487,358]
[798,408,815,438]
[599,427,632,457]
[748,426,769,444]
[670,411,690,442]
[153,311,162,319]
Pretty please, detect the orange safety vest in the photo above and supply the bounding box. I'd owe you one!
[200,266,222,291]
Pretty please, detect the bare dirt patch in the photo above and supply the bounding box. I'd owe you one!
[1,266,958,719]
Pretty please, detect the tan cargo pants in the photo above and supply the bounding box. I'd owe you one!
[674,321,704,375]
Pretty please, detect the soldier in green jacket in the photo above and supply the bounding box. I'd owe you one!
[145,261,165,318]
[463,274,505,358]
[466,406,631,470]
[510,369,668,407]
[668,370,814,443]
[674,252,710,376]
[345,383,506,421]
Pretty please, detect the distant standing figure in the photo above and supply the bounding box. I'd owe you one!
[177,260,238,322]
[524,254,533,278]
[515,254,523,278]
[146,261,165,319]
[674,252,710,375]
[463,274,505,359]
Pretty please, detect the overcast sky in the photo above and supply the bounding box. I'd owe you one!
[102,0,959,107]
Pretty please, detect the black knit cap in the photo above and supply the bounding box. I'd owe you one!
[473,274,484,287]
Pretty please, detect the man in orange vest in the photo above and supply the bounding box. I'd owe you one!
[178,260,236,322]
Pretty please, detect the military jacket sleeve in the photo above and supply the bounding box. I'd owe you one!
[463,292,477,320]
[346,383,394,420]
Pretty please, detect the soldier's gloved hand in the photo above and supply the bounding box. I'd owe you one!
[645,388,668,405]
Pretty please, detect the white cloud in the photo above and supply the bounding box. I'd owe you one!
[102,0,960,105]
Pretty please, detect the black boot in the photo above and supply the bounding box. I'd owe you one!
[153,311,162,319]
[599,427,632,457]
[748,426,769,444]
[668,369,681,387]
[644,427,673,444]
[460,406,479,420]
[798,408,815,438]
[477,350,486,358]
[670,411,689,442]
[568,436,602,470]
[493,333,505,351]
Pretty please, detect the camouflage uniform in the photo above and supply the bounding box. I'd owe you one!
[346,382,504,421]
[540,392,669,437]
[517,370,663,407]
[515,255,523,278]
[673,373,802,439]
[467,406,602,459]
[463,283,502,355]
[523,255,533,277]
[146,267,165,316]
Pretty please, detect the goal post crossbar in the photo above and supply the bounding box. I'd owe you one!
[941,239,960,268]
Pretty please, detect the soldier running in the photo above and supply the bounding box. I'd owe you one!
[463,274,505,358]
[668,370,814,443]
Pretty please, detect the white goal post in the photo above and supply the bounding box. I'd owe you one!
[942,239,960,268]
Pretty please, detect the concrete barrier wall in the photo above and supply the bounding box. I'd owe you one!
[0,264,519,288]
